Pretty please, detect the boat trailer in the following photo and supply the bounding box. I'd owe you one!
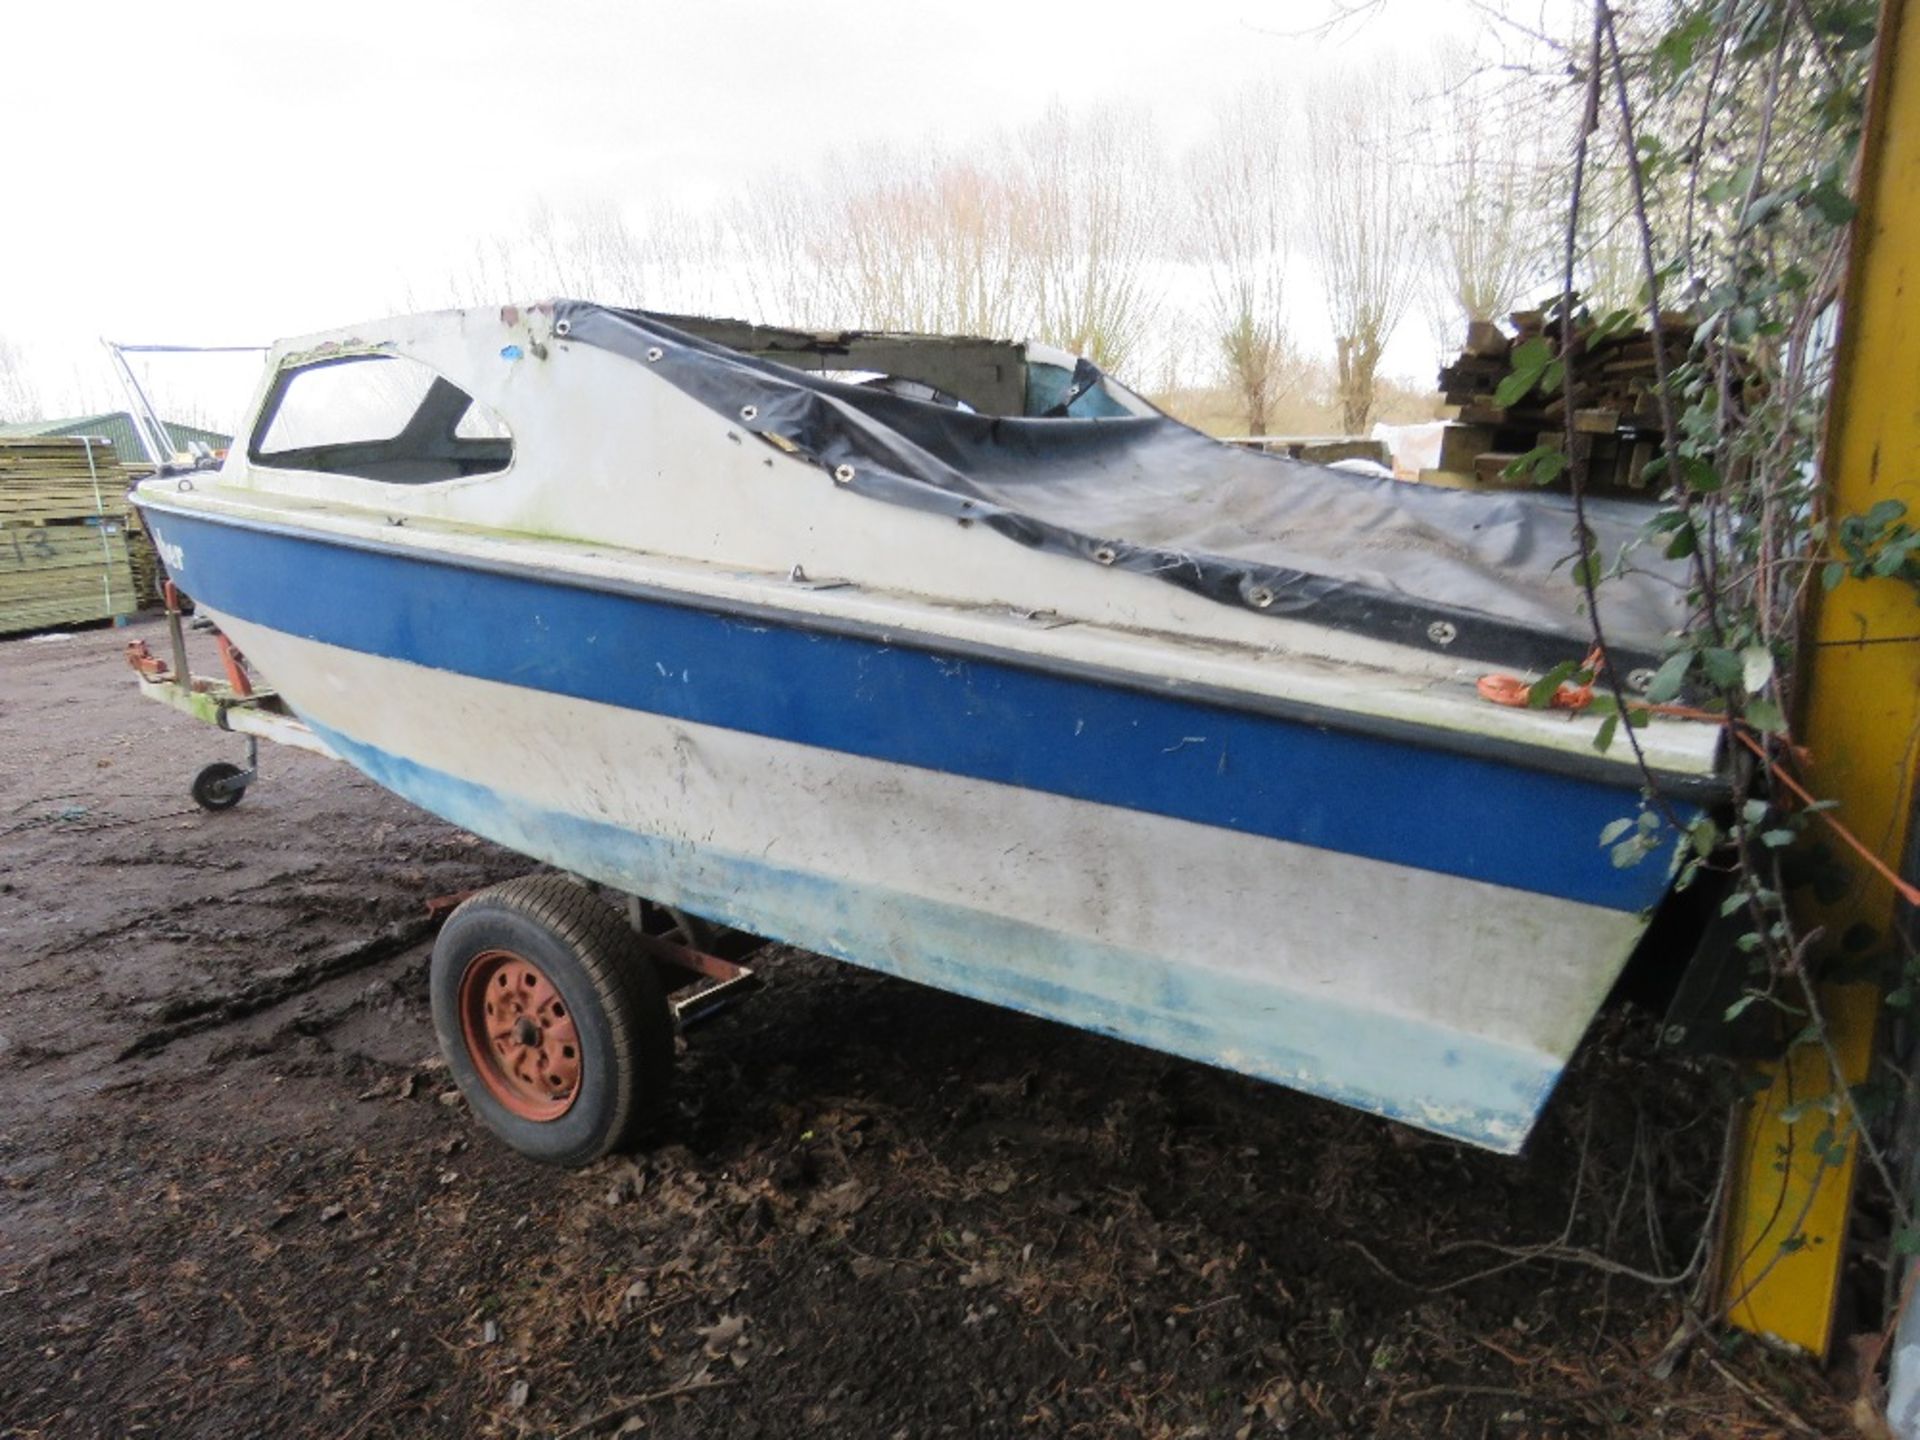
[124,583,762,1061]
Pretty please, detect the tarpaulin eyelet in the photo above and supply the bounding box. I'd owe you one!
[554,319,572,337]
[1427,621,1458,646]
[1248,587,1275,609]
[645,347,664,362]
[833,464,856,484]
[740,405,759,423]
[1093,546,1117,565]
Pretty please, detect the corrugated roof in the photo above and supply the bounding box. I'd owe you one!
[0,412,232,465]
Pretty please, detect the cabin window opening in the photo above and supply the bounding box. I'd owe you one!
[249,354,513,483]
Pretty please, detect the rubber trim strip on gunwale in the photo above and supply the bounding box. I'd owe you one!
[134,496,1731,804]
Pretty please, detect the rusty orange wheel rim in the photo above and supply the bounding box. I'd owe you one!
[457,949,583,1120]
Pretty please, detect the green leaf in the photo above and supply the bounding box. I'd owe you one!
[1494,337,1553,407]
[1741,646,1775,694]
[1743,191,1791,229]
[1701,648,1745,688]
[1746,697,1787,733]
[1511,335,1552,370]
[1688,816,1722,857]
[1531,450,1569,486]
[1760,829,1796,848]
[1807,179,1858,225]
[1724,993,1761,1022]
[1528,660,1579,707]
[1646,650,1694,703]
[1599,816,1637,845]
[1680,456,1722,493]
[1866,498,1908,528]
[1822,561,1848,590]
[1593,714,1620,753]
[1811,1126,1843,1163]
[1655,10,1715,73]
[1493,370,1536,408]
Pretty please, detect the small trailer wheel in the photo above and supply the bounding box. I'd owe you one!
[191,761,248,811]
[431,875,674,1167]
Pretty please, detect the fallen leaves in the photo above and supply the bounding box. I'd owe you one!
[697,1313,752,1369]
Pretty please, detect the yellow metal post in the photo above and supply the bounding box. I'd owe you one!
[1721,0,1920,1358]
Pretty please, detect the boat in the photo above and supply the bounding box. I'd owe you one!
[131,301,1727,1164]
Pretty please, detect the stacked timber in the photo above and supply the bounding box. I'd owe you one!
[1423,301,1692,495]
[0,437,140,633]
[121,465,164,604]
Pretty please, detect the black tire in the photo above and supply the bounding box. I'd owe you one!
[191,761,246,811]
[430,875,674,1167]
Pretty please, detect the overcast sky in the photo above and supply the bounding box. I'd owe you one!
[5,0,1517,427]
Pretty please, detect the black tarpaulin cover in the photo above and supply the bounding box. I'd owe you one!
[559,301,1690,674]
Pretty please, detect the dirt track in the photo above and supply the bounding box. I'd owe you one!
[0,618,1845,1438]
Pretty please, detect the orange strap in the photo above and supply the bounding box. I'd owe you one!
[1475,672,1596,709]
[1728,728,1920,909]
[1477,647,1605,711]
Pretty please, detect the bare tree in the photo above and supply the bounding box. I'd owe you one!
[424,110,1164,387]
[1572,157,1645,312]
[1186,83,1303,434]
[727,173,827,325]
[1303,62,1424,433]
[730,112,1166,373]
[1418,42,1556,349]
[824,146,1026,334]
[727,146,1027,336]
[0,335,42,423]
[1011,102,1166,374]
[430,200,728,315]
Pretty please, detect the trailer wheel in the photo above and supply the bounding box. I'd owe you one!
[431,875,673,1167]
[191,761,247,811]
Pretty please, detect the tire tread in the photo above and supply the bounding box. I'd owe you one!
[446,874,672,1161]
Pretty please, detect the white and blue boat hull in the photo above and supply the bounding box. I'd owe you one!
[142,505,1692,1153]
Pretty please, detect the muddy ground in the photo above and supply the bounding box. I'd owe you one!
[0,618,1855,1438]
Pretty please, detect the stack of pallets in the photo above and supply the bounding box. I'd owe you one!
[0,437,139,634]
[120,465,164,604]
[1422,301,1691,494]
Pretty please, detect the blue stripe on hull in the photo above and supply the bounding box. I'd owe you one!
[148,508,1680,911]
[310,717,1562,1152]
